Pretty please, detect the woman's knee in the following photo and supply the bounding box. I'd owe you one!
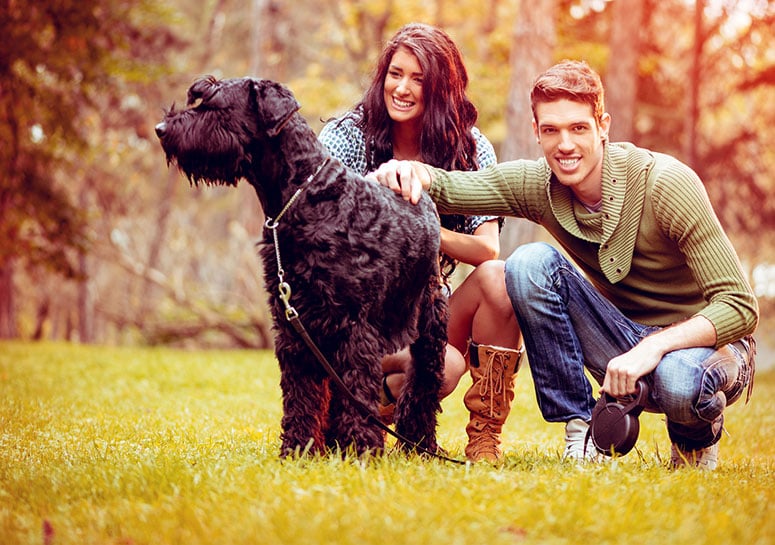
[441,344,466,398]
[468,260,512,314]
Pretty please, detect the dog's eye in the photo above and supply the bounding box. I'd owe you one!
[187,96,204,109]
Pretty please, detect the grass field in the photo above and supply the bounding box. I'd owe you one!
[1,341,773,545]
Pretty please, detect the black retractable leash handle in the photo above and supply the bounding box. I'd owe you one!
[586,378,650,457]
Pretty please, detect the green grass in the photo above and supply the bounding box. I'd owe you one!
[1,341,773,545]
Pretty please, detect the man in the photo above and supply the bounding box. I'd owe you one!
[368,60,758,469]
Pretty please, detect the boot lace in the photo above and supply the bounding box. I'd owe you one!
[477,348,509,417]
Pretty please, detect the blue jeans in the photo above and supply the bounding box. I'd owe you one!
[504,242,755,450]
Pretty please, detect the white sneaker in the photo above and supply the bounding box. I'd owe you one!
[670,442,719,470]
[563,418,604,462]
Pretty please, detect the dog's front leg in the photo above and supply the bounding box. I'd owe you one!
[277,352,330,458]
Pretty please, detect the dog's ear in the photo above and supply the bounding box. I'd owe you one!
[250,79,301,138]
[188,75,221,108]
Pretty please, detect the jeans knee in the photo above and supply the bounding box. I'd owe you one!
[658,345,746,425]
[505,242,559,300]
[653,369,699,424]
[657,376,726,426]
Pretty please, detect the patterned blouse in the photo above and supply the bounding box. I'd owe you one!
[319,114,502,239]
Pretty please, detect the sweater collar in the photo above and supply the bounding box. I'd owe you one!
[547,142,654,282]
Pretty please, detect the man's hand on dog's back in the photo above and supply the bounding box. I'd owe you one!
[367,159,431,204]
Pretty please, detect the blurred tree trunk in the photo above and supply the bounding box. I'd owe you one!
[76,189,94,343]
[76,251,93,343]
[201,0,228,69]
[474,0,503,61]
[243,0,275,238]
[0,262,15,339]
[685,0,704,169]
[140,168,178,320]
[250,0,269,76]
[250,0,285,80]
[482,0,499,34]
[498,0,557,258]
[434,0,445,27]
[1,90,20,339]
[606,0,644,143]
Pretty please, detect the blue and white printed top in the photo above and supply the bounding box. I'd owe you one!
[319,114,501,237]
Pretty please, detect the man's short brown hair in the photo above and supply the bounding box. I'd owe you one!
[530,60,606,124]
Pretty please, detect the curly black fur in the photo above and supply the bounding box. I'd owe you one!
[156,77,447,457]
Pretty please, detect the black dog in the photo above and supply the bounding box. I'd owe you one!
[155,77,447,457]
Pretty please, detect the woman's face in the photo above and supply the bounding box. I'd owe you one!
[383,46,425,125]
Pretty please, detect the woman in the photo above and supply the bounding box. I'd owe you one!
[319,23,521,462]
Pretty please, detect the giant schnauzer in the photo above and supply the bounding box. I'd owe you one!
[156,76,447,457]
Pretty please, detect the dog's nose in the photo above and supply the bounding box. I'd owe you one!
[155,122,166,138]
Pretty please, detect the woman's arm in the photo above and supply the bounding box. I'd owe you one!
[440,220,500,266]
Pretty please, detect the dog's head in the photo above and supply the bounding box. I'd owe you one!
[155,76,301,186]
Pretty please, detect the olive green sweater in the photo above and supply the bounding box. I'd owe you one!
[428,142,758,347]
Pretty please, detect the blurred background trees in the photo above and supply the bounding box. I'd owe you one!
[1,0,773,348]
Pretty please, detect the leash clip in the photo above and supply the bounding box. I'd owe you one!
[278,281,298,320]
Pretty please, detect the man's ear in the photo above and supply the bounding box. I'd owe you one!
[599,112,611,141]
[250,79,301,137]
[532,119,540,144]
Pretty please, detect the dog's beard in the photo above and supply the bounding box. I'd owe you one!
[161,127,244,187]
[174,154,242,187]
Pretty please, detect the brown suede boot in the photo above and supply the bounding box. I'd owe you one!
[464,342,523,462]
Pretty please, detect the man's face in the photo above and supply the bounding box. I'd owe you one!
[533,99,610,194]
